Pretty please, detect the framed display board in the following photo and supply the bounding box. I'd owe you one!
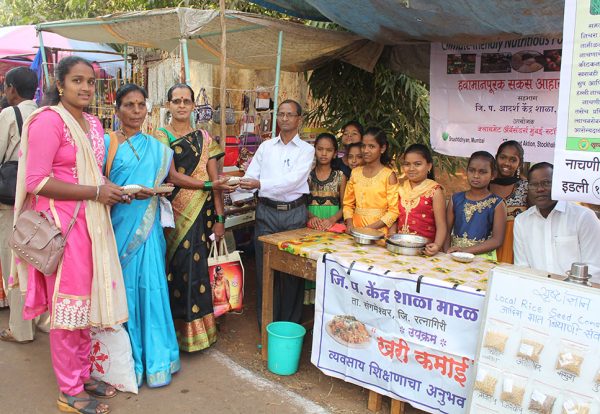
[469,266,600,414]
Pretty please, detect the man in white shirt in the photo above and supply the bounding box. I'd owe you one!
[513,162,600,280]
[0,67,48,343]
[241,100,315,327]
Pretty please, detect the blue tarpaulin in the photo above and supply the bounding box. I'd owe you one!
[250,0,564,44]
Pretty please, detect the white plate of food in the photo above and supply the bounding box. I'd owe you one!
[450,252,475,263]
[226,176,241,185]
[326,315,371,349]
[153,185,174,194]
[121,184,142,195]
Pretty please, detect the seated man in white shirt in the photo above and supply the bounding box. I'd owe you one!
[240,99,315,328]
[513,162,600,280]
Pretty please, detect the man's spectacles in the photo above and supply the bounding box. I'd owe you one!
[276,112,300,119]
[529,180,552,190]
[170,98,193,106]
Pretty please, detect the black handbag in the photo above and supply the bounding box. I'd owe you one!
[0,106,23,205]
[194,88,213,124]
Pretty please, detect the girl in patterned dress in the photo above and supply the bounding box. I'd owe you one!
[343,127,399,235]
[490,140,529,263]
[390,144,447,256]
[445,151,507,259]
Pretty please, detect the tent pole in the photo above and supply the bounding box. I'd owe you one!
[272,31,283,139]
[219,0,227,152]
[123,45,128,84]
[180,38,191,84]
[37,30,50,88]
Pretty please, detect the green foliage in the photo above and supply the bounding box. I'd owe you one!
[0,0,291,26]
[306,60,464,173]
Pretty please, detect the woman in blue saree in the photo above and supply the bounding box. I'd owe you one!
[105,84,180,388]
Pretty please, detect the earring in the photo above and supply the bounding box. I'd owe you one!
[515,167,520,177]
[58,89,64,97]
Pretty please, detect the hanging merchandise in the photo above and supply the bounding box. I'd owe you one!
[213,91,236,125]
[194,87,213,123]
[255,88,271,111]
[224,136,240,167]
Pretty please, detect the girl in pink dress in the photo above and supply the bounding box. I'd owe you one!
[11,56,128,414]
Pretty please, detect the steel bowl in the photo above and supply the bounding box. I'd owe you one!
[386,241,423,256]
[386,233,429,248]
[350,228,384,245]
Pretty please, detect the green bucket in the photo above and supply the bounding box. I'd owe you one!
[266,321,306,375]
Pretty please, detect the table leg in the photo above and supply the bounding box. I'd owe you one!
[390,399,405,414]
[367,390,382,412]
[261,244,275,361]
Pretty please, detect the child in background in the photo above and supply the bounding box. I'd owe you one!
[390,144,447,256]
[346,142,364,171]
[306,133,346,304]
[308,133,346,231]
[445,151,507,259]
[343,127,399,235]
[332,121,363,179]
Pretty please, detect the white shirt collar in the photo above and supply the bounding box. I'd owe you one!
[533,199,567,218]
[274,133,301,146]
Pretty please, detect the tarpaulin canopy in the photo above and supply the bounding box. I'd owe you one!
[250,0,564,44]
[36,8,381,72]
[250,1,565,82]
[0,25,122,75]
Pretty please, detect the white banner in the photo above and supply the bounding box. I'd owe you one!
[430,37,562,162]
[311,255,486,414]
[552,0,600,203]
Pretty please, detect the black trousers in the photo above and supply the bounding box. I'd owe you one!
[254,201,307,328]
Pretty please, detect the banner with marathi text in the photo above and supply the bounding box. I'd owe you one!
[552,0,600,203]
[430,37,562,162]
[311,255,486,414]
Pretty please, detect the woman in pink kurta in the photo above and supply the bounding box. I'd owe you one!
[13,56,127,414]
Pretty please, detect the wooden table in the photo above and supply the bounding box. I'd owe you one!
[258,228,405,414]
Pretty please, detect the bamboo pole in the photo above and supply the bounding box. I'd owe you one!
[219,0,227,151]
[37,30,50,89]
[272,31,283,138]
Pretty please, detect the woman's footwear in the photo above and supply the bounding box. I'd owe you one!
[84,379,117,399]
[56,394,109,414]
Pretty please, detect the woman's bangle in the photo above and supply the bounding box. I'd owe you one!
[94,185,100,201]
[204,181,213,190]
[216,214,226,224]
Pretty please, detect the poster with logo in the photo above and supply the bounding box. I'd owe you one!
[430,37,562,162]
[552,0,600,203]
[311,255,486,414]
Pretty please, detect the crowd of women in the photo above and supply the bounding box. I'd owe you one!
[6,54,531,414]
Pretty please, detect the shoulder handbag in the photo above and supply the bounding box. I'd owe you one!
[0,106,23,205]
[104,131,119,179]
[9,200,81,275]
[207,238,244,317]
[194,88,213,124]
[213,91,236,125]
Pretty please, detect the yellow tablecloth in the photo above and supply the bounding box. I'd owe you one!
[277,231,497,292]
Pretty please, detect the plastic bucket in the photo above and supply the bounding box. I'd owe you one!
[266,321,306,375]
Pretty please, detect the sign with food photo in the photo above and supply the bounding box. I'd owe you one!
[311,255,486,414]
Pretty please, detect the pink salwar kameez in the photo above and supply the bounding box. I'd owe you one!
[23,110,104,395]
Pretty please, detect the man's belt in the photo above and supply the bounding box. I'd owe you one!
[258,195,306,211]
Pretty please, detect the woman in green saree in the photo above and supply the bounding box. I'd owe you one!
[156,84,237,352]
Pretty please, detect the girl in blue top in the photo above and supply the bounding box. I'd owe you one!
[445,151,507,260]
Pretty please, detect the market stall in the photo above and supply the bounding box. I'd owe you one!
[259,228,498,414]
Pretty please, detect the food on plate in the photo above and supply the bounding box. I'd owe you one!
[154,184,174,194]
[450,252,475,263]
[122,184,142,195]
[227,176,241,185]
[327,315,370,345]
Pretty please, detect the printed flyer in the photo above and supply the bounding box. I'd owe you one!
[552,0,600,203]
[311,255,486,414]
[430,37,562,162]
[469,266,600,413]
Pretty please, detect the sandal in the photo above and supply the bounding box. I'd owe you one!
[84,379,117,399]
[57,394,109,414]
[0,328,33,343]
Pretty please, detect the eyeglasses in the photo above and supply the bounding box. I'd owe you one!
[170,98,193,106]
[276,112,300,119]
[529,180,552,190]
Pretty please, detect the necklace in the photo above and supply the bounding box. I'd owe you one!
[118,129,141,160]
